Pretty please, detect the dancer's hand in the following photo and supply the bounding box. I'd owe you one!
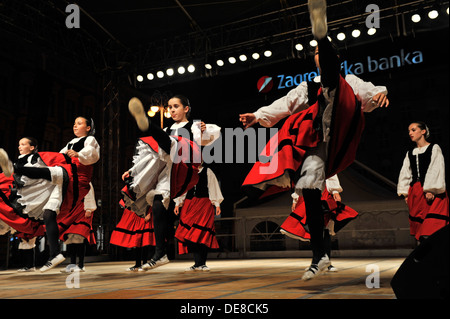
[200,121,206,133]
[122,171,130,181]
[215,206,221,216]
[85,210,93,218]
[291,202,297,212]
[144,214,151,222]
[371,92,389,109]
[66,149,79,158]
[174,205,180,216]
[425,192,435,203]
[239,113,257,129]
[333,193,341,202]
[404,195,408,204]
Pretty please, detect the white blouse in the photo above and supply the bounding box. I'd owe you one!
[397,144,446,196]
[254,74,388,128]
[174,168,224,208]
[60,136,100,166]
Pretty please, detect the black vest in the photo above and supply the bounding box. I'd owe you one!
[165,121,194,141]
[186,168,209,199]
[408,143,434,186]
[67,137,88,152]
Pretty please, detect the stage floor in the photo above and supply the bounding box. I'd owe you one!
[0,257,402,299]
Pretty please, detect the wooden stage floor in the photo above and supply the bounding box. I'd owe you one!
[0,257,403,300]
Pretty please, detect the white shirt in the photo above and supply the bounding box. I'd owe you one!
[254,74,388,128]
[397,144,446,196]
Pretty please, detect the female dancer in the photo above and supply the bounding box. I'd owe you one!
[0,117,100,272]
[123,95,220,270]
[397,122,449,242]
[0,138,45,239]
[174,165,223,271]
[239,0,389,280]
[281,174,358,279]
[110,202,155,272]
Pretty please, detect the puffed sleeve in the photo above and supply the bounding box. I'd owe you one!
[345,74,388,113]
[423,144,446,195]
[192,121,222,146]
[253,81,309,127]
[207,168,224,207]
[397,152,412,196]
[174,193,187,207]
[77,136,100,165]
[83,183,97,211]
[326,175,343,194]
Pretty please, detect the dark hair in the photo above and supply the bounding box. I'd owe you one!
[22,137,39,153]
[77,116,96,136]
[411,121,430,140]
[170,95,191,118]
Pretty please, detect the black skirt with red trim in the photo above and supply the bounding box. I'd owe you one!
[243,76,364,198]
[175,197,219,254]
[407,182,449,240]
[280,190,358,241]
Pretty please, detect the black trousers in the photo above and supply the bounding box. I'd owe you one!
[303,189,325,264]
[43,209,60,258]
[152,195,169,260]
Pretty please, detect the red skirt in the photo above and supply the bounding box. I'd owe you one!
[110,208,155,248]
[58,200,96,245]
[280,190,358,241]
[175,197,219,254]
[407,182,449,240]
[38,152,93,220]
[242,76,364,198]
[0,173,44,238]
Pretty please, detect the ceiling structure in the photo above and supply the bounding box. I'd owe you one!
[0,0,448,87]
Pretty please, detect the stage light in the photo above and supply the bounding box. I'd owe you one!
[147,110,156,117]
[216,59,224,66]
[447,7,449,14]
[150,106,160,113]
[264,50,272,57]
[177,66,186,74]
[411,14,421,23]
[166,68,174,76]
[147,73,154,80]
[137,75,143,82]
[228,57,237,64]
[367,28,377,35]
[157,71,164,78]
[428,10,438,19]
[295,43,303,51]
[187,64,195,73]
[309,39,317,46]
[352,29,361,38]
[239,54,247,62]
[205,63,212,69]
[252,52,260,60]
[164,110,171,118]
[337,32,346,41]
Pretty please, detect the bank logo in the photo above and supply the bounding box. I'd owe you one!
[257,76,273,93]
